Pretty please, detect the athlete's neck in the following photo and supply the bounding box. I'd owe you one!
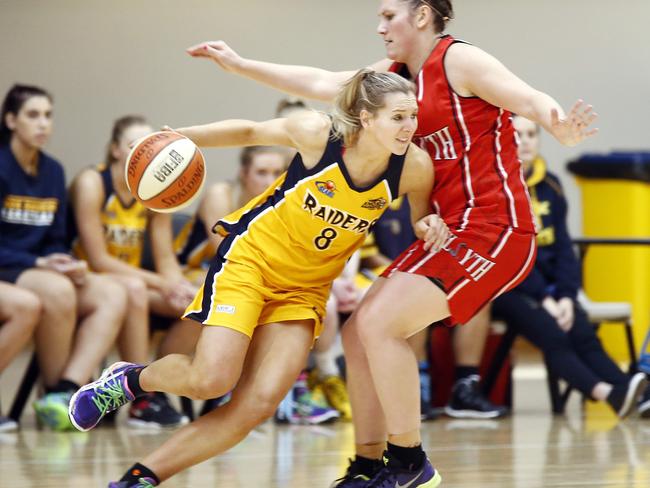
[343,133,393,186]
[10,137,39,176]
[404,34,443,77]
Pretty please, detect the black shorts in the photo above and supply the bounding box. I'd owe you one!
[0,267,29,283]
[150,313,176,331]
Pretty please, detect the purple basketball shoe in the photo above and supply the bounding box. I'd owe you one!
[368,452,441,488]
[107,478,157,487]
[69,361,141,431]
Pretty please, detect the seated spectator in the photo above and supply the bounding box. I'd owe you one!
[492,115,647,418]
[68,115,194,428]
[0,282,42,431]
[0,84,127,430]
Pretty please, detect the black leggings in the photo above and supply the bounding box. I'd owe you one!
[492,291,629,397]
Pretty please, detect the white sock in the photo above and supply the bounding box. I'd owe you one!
[314,350,339,378]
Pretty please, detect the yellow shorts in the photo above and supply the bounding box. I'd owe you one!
[183,259,328,339]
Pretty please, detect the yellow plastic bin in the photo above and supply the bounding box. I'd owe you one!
[568,152,650,361]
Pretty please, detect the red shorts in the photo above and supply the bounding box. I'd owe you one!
[381,226,537,326]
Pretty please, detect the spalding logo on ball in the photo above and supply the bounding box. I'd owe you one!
[125,131,206,213]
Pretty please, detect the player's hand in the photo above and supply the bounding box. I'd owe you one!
[541,295,561,320]
[159,125,188,140]
[186,41,244,74]
[415,214,450,252]
[165,279,197,312]
[63,260,88,286]
[551,99,598,147]
[555,297,575,332]
[37,254,88,285]
[36,253,75,271]
[332,277,361,313]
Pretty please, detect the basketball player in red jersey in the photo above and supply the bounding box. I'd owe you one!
[187,1,598,486]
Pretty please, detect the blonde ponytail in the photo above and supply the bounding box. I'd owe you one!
[331,69,415,146]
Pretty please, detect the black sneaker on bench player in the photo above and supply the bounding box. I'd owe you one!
[445,375,508,419]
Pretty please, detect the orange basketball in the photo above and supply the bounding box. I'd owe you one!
[125,131,206,213]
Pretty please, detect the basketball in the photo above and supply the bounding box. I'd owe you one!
[125,131,206,213]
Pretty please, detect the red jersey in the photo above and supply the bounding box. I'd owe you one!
[391,35,535,234]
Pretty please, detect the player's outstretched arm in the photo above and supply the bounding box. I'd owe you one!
[175,110,329,157]
[449,43,598,147]
[174,118,294,149]
[187,40,390,102]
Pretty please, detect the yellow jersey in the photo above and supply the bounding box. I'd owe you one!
[212,133,406,289]
[72,165,148,267]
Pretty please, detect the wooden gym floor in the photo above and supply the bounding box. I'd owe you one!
[2,350,649,487]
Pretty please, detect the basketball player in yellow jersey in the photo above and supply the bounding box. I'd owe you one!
[69,69,449,487]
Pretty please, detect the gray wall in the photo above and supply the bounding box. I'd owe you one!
[2,0,649,233]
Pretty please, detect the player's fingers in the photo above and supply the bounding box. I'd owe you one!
[435,229,449,251]
[584,112,598,126]
[200,45,222,61]
[436,227,449,250]
[186,43,213,56]
[185,42,204,52]
[576,107,594,125]
[427,222,440,248]
[422,232,432,251]
[423,228,433,247]
[426,227,439,252]
[550,108,560,127]
[569,99,584,115]
[581,104,593,115]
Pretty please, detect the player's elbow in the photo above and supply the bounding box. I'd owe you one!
[520,90,549,122]
[312,72,349,102]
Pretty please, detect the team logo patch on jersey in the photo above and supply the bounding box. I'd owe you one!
[361,197,387,210]
[315,180,337,198]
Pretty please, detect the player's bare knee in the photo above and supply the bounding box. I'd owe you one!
[354,304,389,343]
[39,274,77,315]
[12,288,42,322]
[187,372,234,400]
[122,276,148,309]
[245,390,281,424]
[91,276,128,318]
